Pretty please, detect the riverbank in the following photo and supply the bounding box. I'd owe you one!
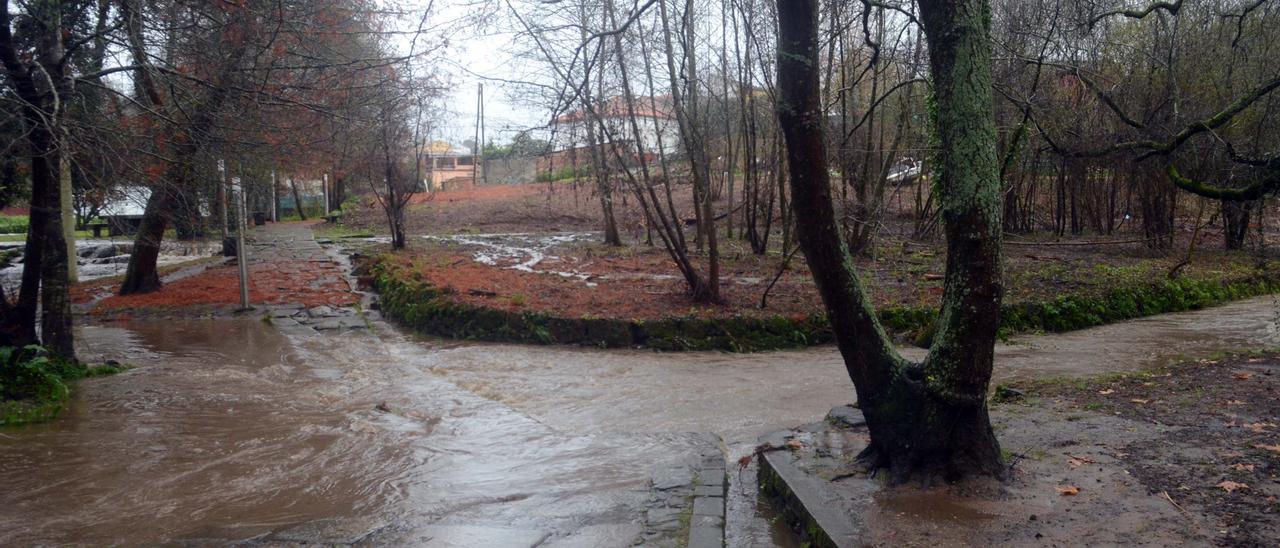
[756,350,1280,547]
[0,346,126,426]
[363,239,1280,351]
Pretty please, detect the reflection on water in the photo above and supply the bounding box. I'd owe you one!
[0,295,1275,545]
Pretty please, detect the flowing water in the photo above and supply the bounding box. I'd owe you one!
[0,239,219,293]
[1,296,1276,545]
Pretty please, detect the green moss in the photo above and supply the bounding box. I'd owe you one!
[1,346,128,426]
[367,254,1280,353]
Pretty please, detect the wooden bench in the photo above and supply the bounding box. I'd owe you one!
[87,223,109,238]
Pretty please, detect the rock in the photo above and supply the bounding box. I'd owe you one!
[312,319,343,330]
[652,466,694,490]
[827,405,867,428]
[91,244,122,259]
[994,385,1026,402]
[307,305,335,318]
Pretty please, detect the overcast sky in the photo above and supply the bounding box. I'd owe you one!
[415,0,551,147]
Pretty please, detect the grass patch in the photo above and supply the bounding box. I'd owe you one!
[1,345,128,426]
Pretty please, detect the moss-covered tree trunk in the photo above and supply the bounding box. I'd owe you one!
[776,0,1003,483]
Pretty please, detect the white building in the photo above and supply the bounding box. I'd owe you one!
[552,95,680,159]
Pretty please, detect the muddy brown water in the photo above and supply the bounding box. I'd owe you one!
[1,296,1277,545]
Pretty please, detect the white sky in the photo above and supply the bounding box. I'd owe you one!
[412,0,552,147]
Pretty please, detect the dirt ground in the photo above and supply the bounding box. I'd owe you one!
[765,352,1279,547]
[337,181,1274,322]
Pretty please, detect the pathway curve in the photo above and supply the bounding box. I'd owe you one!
[4,223,1277,547]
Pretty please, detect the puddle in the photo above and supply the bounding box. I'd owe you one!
[424,232,599,285]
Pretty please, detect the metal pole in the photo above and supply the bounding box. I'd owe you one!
[323,172,330,217]
[217,159,229,240]
[234,176,250,309]
[270,170,278,222]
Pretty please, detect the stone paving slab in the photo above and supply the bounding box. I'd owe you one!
[757,407,875,548]
[635,435,726,547]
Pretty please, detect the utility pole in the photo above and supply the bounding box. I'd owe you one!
[473,83,482,185]
[270,170,278,222]
[480,84,486,185]
[233,174,250,310]
[218,159,231,255]
[322,172,330,217]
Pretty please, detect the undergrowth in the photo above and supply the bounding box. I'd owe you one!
[1,346,127,426]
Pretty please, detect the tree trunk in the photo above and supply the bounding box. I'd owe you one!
[0,0,75,358]
[291,179,307,220]
[1222,199,1251,250]
[776,0,1003,484]
[119,190,168,295]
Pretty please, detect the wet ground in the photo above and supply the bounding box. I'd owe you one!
[2,223,1278,545]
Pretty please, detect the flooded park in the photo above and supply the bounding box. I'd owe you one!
[3,0,1279,545]
[3,220,1277,544]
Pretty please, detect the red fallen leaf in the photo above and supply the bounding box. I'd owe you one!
[1057,485,1080,496]
[738,454,753,470]
[1229,463,1255,472]
[785,439,804,451]
[1233,372,1253,380]
[1254,443,1280,454]
[1067,455,1098,469]
[1217,480,1249,493]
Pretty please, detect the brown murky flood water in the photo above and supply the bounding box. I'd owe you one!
[1,296,1276,545]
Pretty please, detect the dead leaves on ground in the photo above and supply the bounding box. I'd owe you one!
[1066,454,1098,469]
[1056,485,1081,496]
[1217,480,1250,493]
[1253,443,1280,454]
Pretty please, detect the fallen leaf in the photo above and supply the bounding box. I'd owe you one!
[738,454,753,470]
[1244,423,1276,433]
[1098,389,1115,395]
[1067,455,1098,469]
[1217,480,1249,493]
[1220,450,1245,459]
[1229,463,1255,472]
[1057,485,1080,496]
[785,439,804,450]
[1226,400,1246,406]
[1130,399,1149,404]
[1254,443,1280,454]
[1233,372,1253,380]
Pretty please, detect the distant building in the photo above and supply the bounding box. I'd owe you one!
[541,95,680,172]
[99,185,150,236]
[420,141,481,191]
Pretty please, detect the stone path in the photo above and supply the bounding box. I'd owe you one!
[246,222,367,330]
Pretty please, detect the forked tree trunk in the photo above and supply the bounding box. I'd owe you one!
[776,0,1004,483]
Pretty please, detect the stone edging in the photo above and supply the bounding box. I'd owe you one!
[365,253,1280,352]
[635,438,727,547]
[756,407,871,548]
